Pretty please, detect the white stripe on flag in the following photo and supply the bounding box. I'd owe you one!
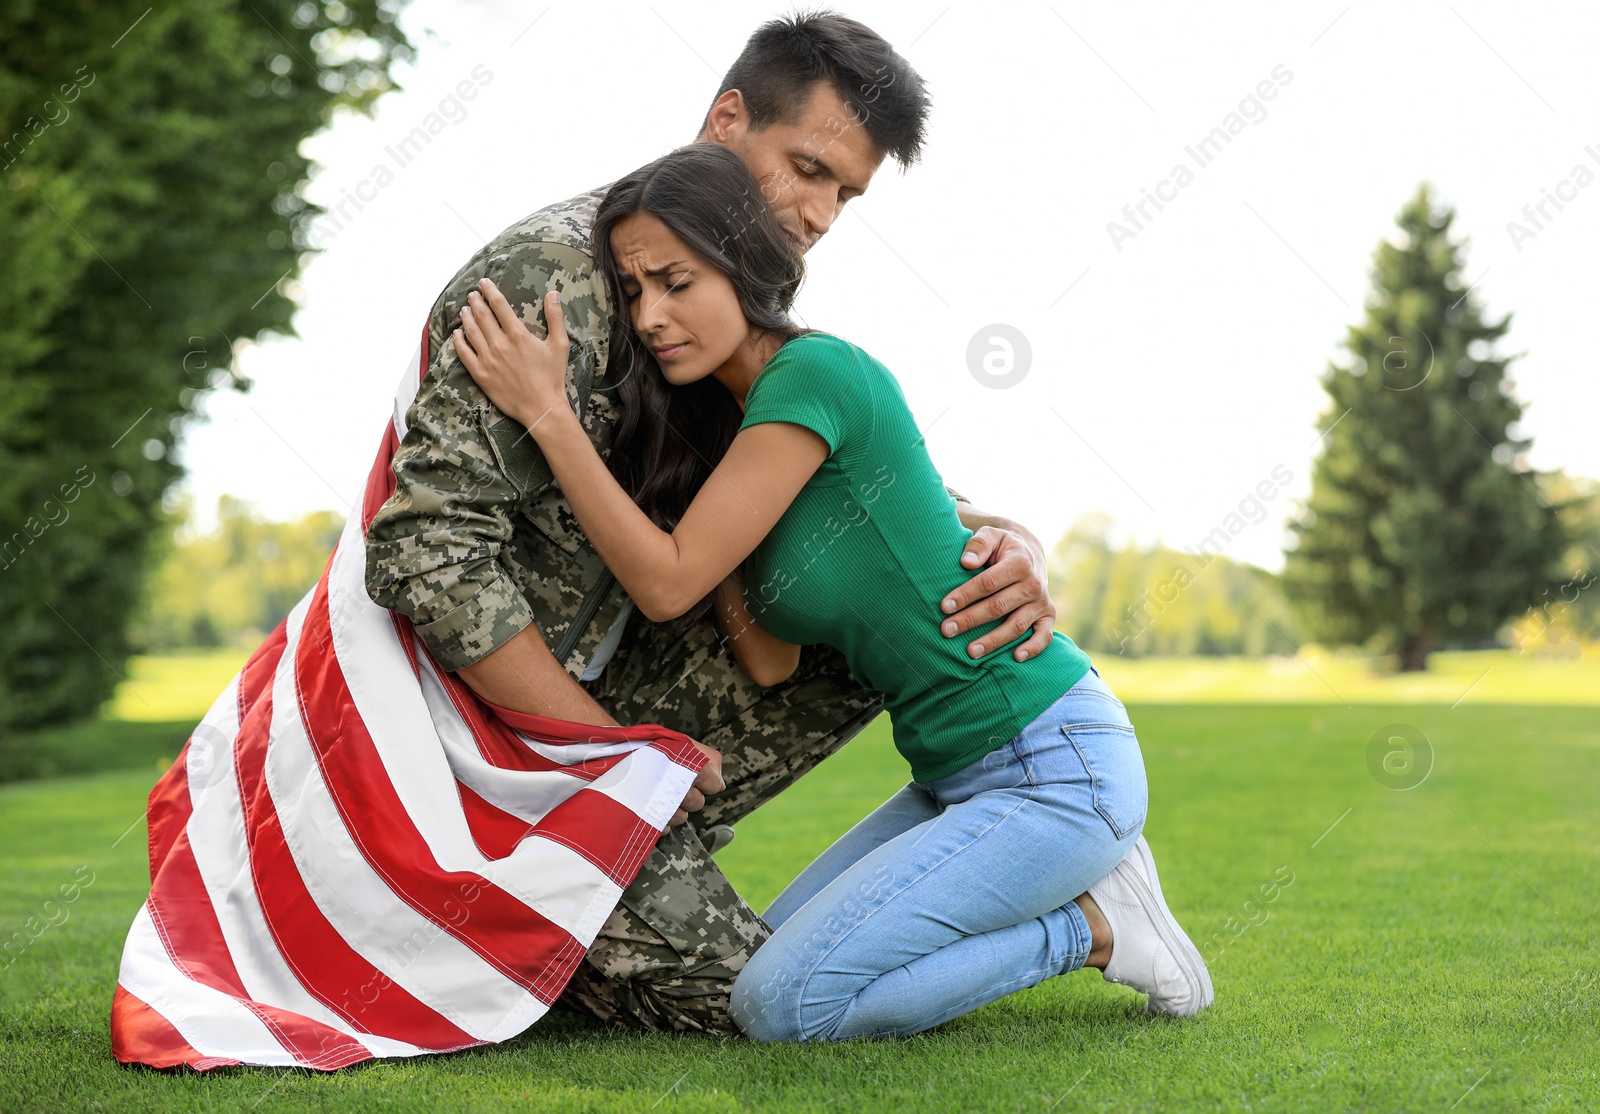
[392,338,423,439]
[180,599,428,1060]
[412,646,597,824]
[118,905,300,1067]
[263,569,544,1043]
[322,517,645,940]
[585,744,695,832]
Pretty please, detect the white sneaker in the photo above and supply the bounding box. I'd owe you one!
[1085,835,1213,1017]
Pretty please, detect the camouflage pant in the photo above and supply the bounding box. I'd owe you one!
[557,608,884,1036]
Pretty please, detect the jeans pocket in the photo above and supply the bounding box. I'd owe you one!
[1061,722,1148,840]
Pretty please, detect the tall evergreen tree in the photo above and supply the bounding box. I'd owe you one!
[0,2,410,730]
[1283,183,1570,671]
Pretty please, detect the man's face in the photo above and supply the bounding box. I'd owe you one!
[716,81,888,253]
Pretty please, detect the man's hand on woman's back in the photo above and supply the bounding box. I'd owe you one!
[939,515,1058,663]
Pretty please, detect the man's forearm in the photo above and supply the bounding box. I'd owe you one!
[458,608,720,832]
[457,622,619,726]
[955,500,1045,560]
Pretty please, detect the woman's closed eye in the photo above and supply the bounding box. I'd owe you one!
[623,280,693,301]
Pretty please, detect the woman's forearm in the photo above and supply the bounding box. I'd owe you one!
[529,407,689,621]
[713,570,801,687]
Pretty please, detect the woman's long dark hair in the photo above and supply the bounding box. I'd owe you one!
[593,143,807,629]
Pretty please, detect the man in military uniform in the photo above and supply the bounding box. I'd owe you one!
[365,12,1062,1036]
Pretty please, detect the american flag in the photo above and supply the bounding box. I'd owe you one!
[110,328,706,1070]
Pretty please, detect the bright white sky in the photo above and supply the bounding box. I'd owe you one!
[174,0,1600,572]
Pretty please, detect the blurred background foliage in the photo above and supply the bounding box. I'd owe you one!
[1049,513,1303,659]
[137,480,1596,666]
[0,0,412,731]
[129,495,344,652]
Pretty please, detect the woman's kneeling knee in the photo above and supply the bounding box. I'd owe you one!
[729,952,810,1042]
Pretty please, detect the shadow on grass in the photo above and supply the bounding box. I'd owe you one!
[0,718,193,785]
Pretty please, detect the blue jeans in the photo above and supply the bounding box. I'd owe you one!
[728,667,1148,1042]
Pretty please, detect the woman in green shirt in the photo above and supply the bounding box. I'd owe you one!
[453,143,1211,1040]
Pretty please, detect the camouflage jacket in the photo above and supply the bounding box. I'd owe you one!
[365,187,966,681]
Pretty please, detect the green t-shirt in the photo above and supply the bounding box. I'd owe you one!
[738,332,1093,782]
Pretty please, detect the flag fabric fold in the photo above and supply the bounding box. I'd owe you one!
[110,329,704,1071]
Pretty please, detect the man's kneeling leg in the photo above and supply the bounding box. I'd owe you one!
[558,822,769,1036]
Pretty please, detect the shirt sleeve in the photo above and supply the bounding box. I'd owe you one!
[364,238,606,672]
[739,334,966,507]
[737,332,863,455]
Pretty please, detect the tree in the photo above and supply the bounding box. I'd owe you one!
[0,2,411,730]
[129,495,345,652]
[1283,183,1570,671]
[1505,472,1600,654]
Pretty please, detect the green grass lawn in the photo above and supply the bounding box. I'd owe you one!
[3,685,1596,1111]
[1101,647,1600,705]
[102,647,258,723]
[95,647,1600,731]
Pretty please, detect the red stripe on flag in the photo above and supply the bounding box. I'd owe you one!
[528,788,658,888]
[430,662,709,783]
[229,613,483,1050]
[360,422,402,537]
[110,985,240,1071]
[360,320,428,537]
[452,782,651,885]
[456,782,536,861]
[480,695,711,774]
[239,617,290,727]
[391,611,423,684]
[146,838,249,997]
[146,739,193,884]
[293,576,586,1004]
[359,320,429,536]
[150,600,292,882]
[431,657,610,778]
[144,837,384,1070]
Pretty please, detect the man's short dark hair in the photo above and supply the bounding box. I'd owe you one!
[706,9,931,169]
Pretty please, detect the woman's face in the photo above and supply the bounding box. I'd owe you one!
[610,211,750,386]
